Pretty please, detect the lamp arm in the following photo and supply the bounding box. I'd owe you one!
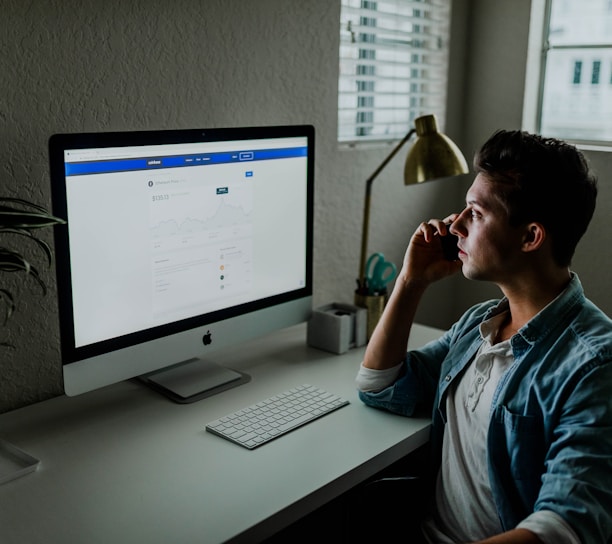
[358,129,416,285]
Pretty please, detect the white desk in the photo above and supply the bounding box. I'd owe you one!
[0,323,442,544]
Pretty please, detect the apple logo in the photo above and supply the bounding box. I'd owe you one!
[202,330,212,346]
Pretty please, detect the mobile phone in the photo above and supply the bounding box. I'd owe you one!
[440,226,459,261]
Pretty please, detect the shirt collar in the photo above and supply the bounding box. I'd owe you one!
[482,273,585,345]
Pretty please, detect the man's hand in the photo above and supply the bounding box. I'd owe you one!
[399,218,462,289]
[362,217,462,371]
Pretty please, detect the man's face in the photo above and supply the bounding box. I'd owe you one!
[450,173,525,283]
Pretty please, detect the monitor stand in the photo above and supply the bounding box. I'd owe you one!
[138,358,251,404]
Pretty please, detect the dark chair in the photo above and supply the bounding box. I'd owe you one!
[264,445,432,543]
[347,474,429,542]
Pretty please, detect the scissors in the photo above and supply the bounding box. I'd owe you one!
[365,252,397,295]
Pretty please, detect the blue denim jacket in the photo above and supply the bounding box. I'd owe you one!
[359,275,612,543]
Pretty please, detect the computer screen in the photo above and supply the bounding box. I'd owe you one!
[49,124,314,402]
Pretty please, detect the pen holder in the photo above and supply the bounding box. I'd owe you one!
[307,302,367,354]
[354,292,386,340]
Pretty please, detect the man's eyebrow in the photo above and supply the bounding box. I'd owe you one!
[466,196,491,209]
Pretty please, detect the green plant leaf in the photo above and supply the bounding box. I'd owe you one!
[0,197,66,229]
[0,198,64,341]
[0,249,46,294]
[0,288,16,324]
[0,227,54,266]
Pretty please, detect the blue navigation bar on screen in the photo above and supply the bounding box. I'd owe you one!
[65,146,308,176]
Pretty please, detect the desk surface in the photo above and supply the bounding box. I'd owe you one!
[0,322,442,544]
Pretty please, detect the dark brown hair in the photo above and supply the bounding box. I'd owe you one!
[474,130,598,266]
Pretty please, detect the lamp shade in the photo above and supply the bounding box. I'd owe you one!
[404,114,469,185]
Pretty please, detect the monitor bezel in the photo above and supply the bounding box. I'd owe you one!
[50,124,314,372]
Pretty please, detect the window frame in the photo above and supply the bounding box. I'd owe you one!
[527,0,612,150]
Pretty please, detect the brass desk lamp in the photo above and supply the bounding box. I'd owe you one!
[355,114,469,330]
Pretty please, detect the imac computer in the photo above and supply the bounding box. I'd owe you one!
[49,124,314,402]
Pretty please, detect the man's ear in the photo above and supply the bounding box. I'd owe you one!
[521,222,546,253]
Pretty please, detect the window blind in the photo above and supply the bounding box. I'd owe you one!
[338,0,452,143]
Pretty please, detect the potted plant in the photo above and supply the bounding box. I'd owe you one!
[0,197,65,481]
[0,197,65,346]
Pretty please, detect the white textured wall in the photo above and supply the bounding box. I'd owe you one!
[1,0,335,411]
[0,0,465,412]
[2,0,609,414]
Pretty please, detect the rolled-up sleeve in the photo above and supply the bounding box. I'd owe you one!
[358,331,452,417]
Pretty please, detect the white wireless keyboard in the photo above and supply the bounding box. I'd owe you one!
[205,384,350,449]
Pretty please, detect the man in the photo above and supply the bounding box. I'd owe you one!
[356,130,612,543]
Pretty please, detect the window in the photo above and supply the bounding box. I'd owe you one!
[338,0,452,143]
[572,61,582,84]
[538,0,612,143]
[591,60,601,84]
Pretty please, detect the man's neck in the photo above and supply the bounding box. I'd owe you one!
[497,268,572,337]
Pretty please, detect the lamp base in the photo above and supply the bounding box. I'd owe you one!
[354,292,386,340]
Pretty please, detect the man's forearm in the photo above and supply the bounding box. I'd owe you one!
[362,276,428,370]
[363,219,461,371]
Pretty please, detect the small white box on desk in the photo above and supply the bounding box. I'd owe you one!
[307,302,367,354]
